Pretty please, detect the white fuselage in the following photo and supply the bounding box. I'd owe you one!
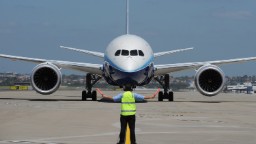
[103,34,154,87]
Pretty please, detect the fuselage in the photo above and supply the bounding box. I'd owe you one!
[103,34,154,87]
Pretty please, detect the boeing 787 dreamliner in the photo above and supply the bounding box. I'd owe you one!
[1,0,256,101]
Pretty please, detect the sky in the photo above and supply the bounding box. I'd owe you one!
[0,0,256,76]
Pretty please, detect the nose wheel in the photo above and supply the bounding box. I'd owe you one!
[82,73,101,101]
[155,74,174,101]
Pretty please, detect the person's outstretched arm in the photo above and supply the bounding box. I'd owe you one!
[144,88,161,99]
[96,88,114,101]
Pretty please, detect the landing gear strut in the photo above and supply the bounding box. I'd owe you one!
[154,74,173,101]
[82,73,101,101]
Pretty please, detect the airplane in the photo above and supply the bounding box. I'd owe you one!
[226,82,255,94]
[1,0,256,101]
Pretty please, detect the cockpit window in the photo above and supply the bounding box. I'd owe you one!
[121,50,129,56]
[130,50,138,56]
[115,50,121,56]
[139,50,144,56]
[115,49,144,57]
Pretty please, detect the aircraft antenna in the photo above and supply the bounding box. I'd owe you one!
[126,0,130,34]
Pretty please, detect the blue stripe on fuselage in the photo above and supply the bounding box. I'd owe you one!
[104,55,154,73]
[103,63,154,86]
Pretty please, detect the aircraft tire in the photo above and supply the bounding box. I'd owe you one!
[169,91,173,101]
[82,90,87,101]
[158,91,163,101]
[92,90,97,101]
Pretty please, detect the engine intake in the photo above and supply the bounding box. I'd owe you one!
[195,65,225,96]
[31,63,62,95]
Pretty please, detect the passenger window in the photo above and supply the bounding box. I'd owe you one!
[139,50,144,56]
[121,50,129,56]
[115,50,121,56]
[130,50,138,56]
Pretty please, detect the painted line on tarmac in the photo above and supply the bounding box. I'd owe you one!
[0,141,113,144]
[139,122,241,128]
[0,132,119,144]
[136,130,249,135]
[0,140,61,144]
[0,140,114,144]
[0,130,248,144]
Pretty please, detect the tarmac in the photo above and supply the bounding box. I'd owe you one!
[0,90,256,144]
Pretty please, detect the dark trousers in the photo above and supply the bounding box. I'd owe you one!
[118,115,136,144]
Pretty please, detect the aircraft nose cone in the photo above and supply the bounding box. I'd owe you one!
[122,57,138,72]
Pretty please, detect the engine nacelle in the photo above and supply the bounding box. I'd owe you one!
[31,63,62,95]
[194,65,225,96]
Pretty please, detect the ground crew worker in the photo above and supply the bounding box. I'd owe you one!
[96,86,160,144]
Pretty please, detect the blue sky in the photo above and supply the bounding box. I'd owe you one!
[0,0,256,76]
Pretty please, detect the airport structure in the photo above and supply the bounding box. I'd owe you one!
[1,0,256,101]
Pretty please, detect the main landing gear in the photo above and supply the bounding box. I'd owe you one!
[82,73,101,101]
[154,74,174,101]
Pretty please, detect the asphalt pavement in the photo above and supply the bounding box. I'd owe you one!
[0,90,256,144]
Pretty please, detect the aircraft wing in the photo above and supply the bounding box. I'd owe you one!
[60,46,104,58]
[154,47,193,58]
[154,57,256,76]
[0,54,102,75]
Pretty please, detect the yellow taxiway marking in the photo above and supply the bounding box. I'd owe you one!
[125,124,130,144]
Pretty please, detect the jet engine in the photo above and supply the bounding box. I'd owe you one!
[31,63,62,95]
[194,65,225,96]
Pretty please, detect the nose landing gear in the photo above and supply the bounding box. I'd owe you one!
[82,73,101,101]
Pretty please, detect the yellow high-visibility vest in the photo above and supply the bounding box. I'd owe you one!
[121,91,136,116]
